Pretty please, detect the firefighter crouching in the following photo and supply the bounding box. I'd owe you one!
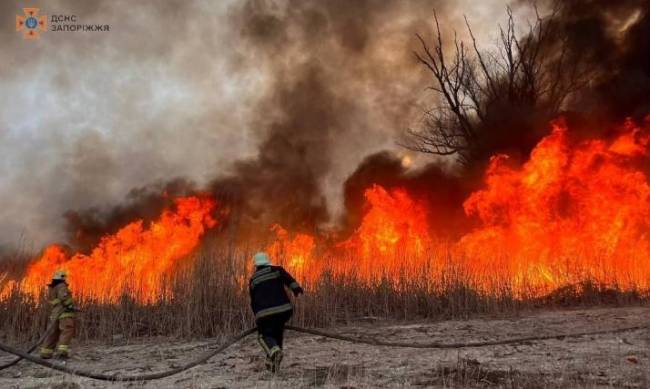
[249,252,303,373]
[40,270,77,359]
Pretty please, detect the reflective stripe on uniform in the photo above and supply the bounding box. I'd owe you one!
[59,312,76,319]
[49,298,61,306]
[257,334,271,355]
[255,303,292,319]
[40,347,53,355]
[251,271,281,287]
[63,297,74,306]
[269,346,281,356]
[254,267,273,276]
[249,267,273,285]
[56,344,69,351]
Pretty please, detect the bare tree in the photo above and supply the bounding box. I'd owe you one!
[404,6,593,168]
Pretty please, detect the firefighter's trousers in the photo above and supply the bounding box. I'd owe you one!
[256,310,292,357]
[40,317,75,358]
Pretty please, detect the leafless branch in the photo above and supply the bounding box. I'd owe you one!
[404,4,594,167]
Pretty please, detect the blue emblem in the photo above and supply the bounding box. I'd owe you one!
[25,16,38,29]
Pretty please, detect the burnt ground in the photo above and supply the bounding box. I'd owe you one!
[0,306,649,388]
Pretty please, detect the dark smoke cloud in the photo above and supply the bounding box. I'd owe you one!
[212,0,458,234]
[0,0,545,250]
[501,1,650,156]
[401,0,650,177]
[210,67,335,233]
[340,0,650,241]
[592,3,650,120]
[341,151,468,239]
[536,0,650,121]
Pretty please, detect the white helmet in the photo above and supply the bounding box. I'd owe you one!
[253,252,271,267]
[52,270,67,281]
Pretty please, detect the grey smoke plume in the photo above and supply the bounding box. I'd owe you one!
[0,0,538,250]
[210,0,445,233]
[0,0,257,248]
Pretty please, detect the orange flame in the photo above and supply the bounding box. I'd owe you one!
[6,196,217,303]
[265,185,432,284]
[459,119,650,294]
[5,118,650,302]
[335,185,432,280]
[264,119,650,296]
[341,185,430,258]
[265,224,316,281]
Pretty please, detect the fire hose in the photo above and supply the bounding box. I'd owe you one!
[0,323,648,382]
[0,323,56,370]
[0,308,82,370]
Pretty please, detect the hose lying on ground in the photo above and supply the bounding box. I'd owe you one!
[288,324,649,348]
[0,328,257,382]
[0,324,647,382]
[0,323,55,370]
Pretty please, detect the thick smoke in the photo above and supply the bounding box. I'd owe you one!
[569,1,650,121]
[536,0,650,123]
[0,0,440,247]
[209,0,451,234]
[400,0,650,178]
[528,1,650,158]
[5,0,647,252]
[339,0,650,239]
[341,152,467,239]
[2,0,467,248]
[0,0,259,248]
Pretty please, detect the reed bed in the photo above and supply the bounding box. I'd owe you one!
[0,245,647,343]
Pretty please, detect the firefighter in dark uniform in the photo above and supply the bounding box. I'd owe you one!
[249,252,303,373]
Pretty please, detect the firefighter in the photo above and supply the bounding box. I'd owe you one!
[249,252,303,373]
[40,270,77,359]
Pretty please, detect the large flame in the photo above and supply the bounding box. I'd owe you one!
[4,196,217,303]
[265,118,650,295]
[266,185,433,284]
[340,185,431,259]
[4,118,650,302]
[335,185,432,280]
[458,119,650,294]
[266,224,316,281]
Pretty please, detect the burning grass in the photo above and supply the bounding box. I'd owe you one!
[0,196,217,304]
[2,118,650,341]
[268,118,650,297]
[1,245,647,343]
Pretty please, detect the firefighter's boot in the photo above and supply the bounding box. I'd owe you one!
[39,347,54,359]
[269,346,283,373]
[55,344,70,359]
[264,357,273,371]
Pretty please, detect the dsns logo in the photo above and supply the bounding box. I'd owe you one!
[16,8,47,39]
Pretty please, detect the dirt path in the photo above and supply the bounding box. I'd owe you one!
[1,306,648,388]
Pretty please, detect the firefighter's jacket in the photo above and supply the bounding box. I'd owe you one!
[249,265,301,320]
[48,281,76,321]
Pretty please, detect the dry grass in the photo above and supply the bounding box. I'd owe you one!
[0,244,648,344]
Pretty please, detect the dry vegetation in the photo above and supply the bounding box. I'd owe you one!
[1,244,647,344]
[2,306,649,388]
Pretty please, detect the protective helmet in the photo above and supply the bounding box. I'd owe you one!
[253,252,271,267]
[52,270,67,281]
